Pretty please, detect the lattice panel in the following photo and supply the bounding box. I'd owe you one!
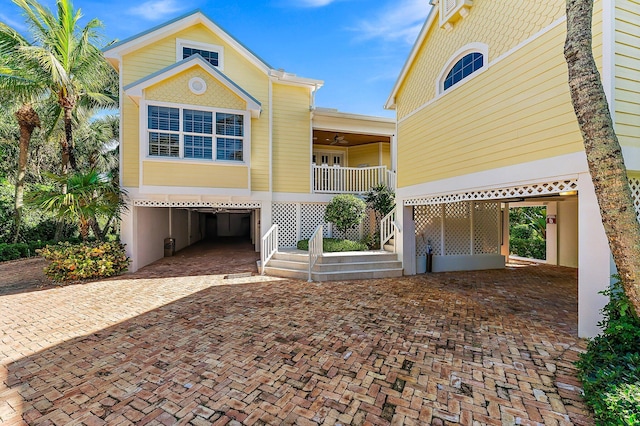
[473,202,500,255]
[444,202,471,255]
[404,179,578,206]
[272,203,298,248]
[630,176,640,222]
[362,207,375,239]
[414,205,442,255]
[300,203,330,239]
[133,200,262,208]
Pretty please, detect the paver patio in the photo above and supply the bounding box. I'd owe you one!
[0,241,593,425]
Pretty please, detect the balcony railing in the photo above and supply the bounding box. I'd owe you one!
[312,164,396,194]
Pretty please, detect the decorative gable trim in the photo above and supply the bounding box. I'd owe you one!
[124,55,262,118]
[434,0,473,31]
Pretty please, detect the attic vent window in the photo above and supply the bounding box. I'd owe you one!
[176,39,224,70]
[433,0,473,30]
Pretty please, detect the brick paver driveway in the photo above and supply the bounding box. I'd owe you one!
[0,241,593,425]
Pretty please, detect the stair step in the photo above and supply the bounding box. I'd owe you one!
[262,266,309,280]
[313,268,403,282]
[314,260,402,272]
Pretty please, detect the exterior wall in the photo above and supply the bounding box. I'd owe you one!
[171,208,190,252]
[615,0,640,149]
[348,144,381,167]
[395,1,603,189]
[396,0,567,118]
[120,23,271,192]
[381,143,391,169]
[272,84,311,193]
[142,161,248,188]
[136,207,169,269]
[558,198,579,268]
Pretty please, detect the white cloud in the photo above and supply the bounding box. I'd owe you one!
[352,0,431,44]
[291,0,337,7]
[0,13,28,32]
[128,0,185,21]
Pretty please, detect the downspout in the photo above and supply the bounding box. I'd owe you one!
[310,83,319,193]
[269,79,273,194]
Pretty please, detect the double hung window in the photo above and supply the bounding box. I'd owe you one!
[147,105,245,162]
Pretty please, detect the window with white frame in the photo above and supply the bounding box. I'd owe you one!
[438,43,488,94]
[147,105,245,162]
[177,39,224,70]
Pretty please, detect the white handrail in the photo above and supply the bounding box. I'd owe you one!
[380,208,397,252]
[386,169,397,190]
[261,224,278,275]
[308,224,324,282]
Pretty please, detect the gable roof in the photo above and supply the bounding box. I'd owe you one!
[385,6,437,110]
[103,9,323,89]
[124,54,262,117]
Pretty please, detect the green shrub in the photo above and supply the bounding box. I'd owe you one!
[297,238,368,252]
[509,236,546,260]
[576,278,640,425]
[324,194,366,236]
[38,241,129,282]
[0,240,56,262]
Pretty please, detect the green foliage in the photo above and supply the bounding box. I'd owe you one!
[0,240,51,261]
[324,194,366,236]
[364,184,395,219]
[38,241,129,282]
[297,238,368,252]
[509,207,546,260]
[576,278,640,425]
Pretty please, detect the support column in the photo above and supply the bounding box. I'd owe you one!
[399,205,416,275]
[578,173,610,338]
[500,203,510,257]
[120,203,137,272]
[546,201,558,265]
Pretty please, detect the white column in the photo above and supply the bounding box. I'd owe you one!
[400,205,416,275]
[261,203,272,237]
[546,201,558,265]
[500,203,510,257]
[578,173,611,338]
[120,203,137,272]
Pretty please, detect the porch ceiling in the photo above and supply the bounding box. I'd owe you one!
[312,130,390,147]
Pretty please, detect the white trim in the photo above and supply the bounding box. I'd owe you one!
[132,199,261,208]
[118,57,124,187]
[397,151,588,201]
[176,38,224,71]
[271,192,335,203]
[436,42,488,95]
[269,79,274,194]
[398,16,567,123]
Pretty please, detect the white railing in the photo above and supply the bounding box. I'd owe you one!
[313,165,395,193]
[308,224,324,282]
[261,224,278,275]
[380,208,398,252]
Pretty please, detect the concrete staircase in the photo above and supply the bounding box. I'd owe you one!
[262,250,403,282]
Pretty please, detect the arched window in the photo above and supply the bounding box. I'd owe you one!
[443,52,484,90]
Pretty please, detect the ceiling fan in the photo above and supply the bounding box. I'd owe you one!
[330,134,349,145]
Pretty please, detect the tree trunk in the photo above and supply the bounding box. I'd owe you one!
[12,104,40,243]
[565,0,640,315]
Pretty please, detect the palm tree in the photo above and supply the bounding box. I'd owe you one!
[30,169,125,241]
[1,0,117,176]
[0,26,46,242]
[565,0,640,314]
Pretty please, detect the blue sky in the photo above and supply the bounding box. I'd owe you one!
[1,0,432,117]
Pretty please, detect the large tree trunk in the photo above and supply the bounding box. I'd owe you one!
[565,0,640,315]
[12,104,40,243]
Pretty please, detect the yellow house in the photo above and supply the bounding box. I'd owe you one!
[103,11,396,273]
[386,0,640,337]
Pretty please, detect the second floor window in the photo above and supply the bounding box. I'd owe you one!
[443,52,484,91]
[148,105,245,162]
[183,47,219,67]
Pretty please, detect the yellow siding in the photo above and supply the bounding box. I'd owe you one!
[142,161,248,188]
[272,84,311,193]
[397,4,604,188]
[146,68,246,110]
[396,0,566,119]
[120,23,271,191]
[348,144,381,167]
[381,143,391,168]
[615,0,640,148]
[122,98,139,187]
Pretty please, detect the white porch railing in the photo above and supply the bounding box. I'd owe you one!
[261,224,278,275]
[313,164,395,193]
[380,208,399,252]
[308,224,323,282]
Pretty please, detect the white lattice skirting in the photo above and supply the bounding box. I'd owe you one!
[629,176,640,221]
[133,200,262,208]
[404,179,578,206]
